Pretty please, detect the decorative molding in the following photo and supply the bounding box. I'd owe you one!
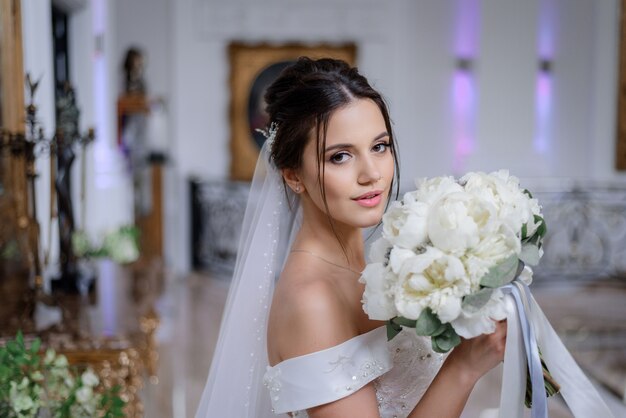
[531,183,626,282]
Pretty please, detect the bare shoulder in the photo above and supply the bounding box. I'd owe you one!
[267,263,358,365]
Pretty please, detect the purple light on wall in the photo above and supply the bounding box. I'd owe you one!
[455,0,479,57]
[453,69,476,172]
[452,0,479,173]
[534,0,556,154]
[538,0,556,60]
[534,69,552,154]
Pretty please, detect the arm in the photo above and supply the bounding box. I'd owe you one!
[307,321,506,418]
[408,320,507,418]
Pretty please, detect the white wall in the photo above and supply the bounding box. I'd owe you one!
[22,0,131,279]
[23,0,625,274]
[21,0,57,270]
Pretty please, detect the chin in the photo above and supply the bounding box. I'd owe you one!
[341,210,384,229]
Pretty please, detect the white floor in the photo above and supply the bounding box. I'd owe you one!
[141,272,626,418]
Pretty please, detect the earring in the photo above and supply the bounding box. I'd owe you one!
[295,185,301,193]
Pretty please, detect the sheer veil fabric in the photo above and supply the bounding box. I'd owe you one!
[195,141,301,418]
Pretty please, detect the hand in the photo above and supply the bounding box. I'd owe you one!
[446,319,507,384]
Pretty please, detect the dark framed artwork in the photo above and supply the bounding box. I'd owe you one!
[617,0,626,170]
[228,42,357,181]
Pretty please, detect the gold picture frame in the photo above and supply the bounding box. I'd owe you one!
[617,0,626,170]
[228,42,357,181]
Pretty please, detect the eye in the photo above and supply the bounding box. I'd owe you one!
[372,142,390,153]
[329,152,351,164]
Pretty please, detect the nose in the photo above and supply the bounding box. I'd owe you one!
[357,155,381,185]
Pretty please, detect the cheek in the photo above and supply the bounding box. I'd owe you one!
[321,170,352,204]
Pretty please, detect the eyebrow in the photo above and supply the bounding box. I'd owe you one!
[324,131,390,153]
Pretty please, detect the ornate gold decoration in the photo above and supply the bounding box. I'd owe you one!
[228,42,357,181]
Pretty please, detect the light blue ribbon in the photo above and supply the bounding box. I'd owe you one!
[502,280,548,418]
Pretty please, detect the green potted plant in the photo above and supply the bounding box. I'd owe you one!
[0,331,125,417]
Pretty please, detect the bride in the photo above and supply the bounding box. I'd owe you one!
[195,57,506,418]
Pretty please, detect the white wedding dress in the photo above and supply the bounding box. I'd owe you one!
[263,326,446,417]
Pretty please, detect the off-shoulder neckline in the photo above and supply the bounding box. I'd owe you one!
[268,325,386,369]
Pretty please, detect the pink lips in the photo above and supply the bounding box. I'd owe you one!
[353,190,383,208]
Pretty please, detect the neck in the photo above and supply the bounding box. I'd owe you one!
[294,196,366,270]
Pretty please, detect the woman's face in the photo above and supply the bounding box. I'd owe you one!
[299,98,395,229]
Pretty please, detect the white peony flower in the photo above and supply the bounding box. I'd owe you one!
[414,176,463,206]
[393,247,471,323]
[368,236,392,264]
[451,288,508,338]
[359,263,397,320]
[463,170,542,238]
[388,247,417,275]
[463,223,521,286]
[382,194,429,249]
[427,191,488,255]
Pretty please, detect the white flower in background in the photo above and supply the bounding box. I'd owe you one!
[9,378,35,413]
[81,369,99,387]
[76,386,93,404]
[451,288,508,338]
[53,354,68,368]
[104,230,140,264]
[30,371,44,382]
[44,348,56,365]
[360,263,397,320]
[393,247,470,323]
[382,194,429,249]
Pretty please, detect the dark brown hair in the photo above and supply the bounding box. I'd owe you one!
[264,57,400,251]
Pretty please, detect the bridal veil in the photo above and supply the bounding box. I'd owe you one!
[195,140,300,417]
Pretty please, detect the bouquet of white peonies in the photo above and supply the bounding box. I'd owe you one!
[361,170,545,348]
[361,170,557,408]
[361,170,615,417]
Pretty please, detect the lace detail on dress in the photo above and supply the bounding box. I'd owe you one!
[374,330,446,418]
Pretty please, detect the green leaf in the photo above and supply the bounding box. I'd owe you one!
[534,215,547,238]
[431,326,461,353]
[6,341,19,355]
[521,223,528,240]
[386,321,402,341]
[480,254,519,288]
[523,189,533,199]
[415,308,443,336]
[462,288,494,313]
[391,316,417,328]
[30,338,41,354]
